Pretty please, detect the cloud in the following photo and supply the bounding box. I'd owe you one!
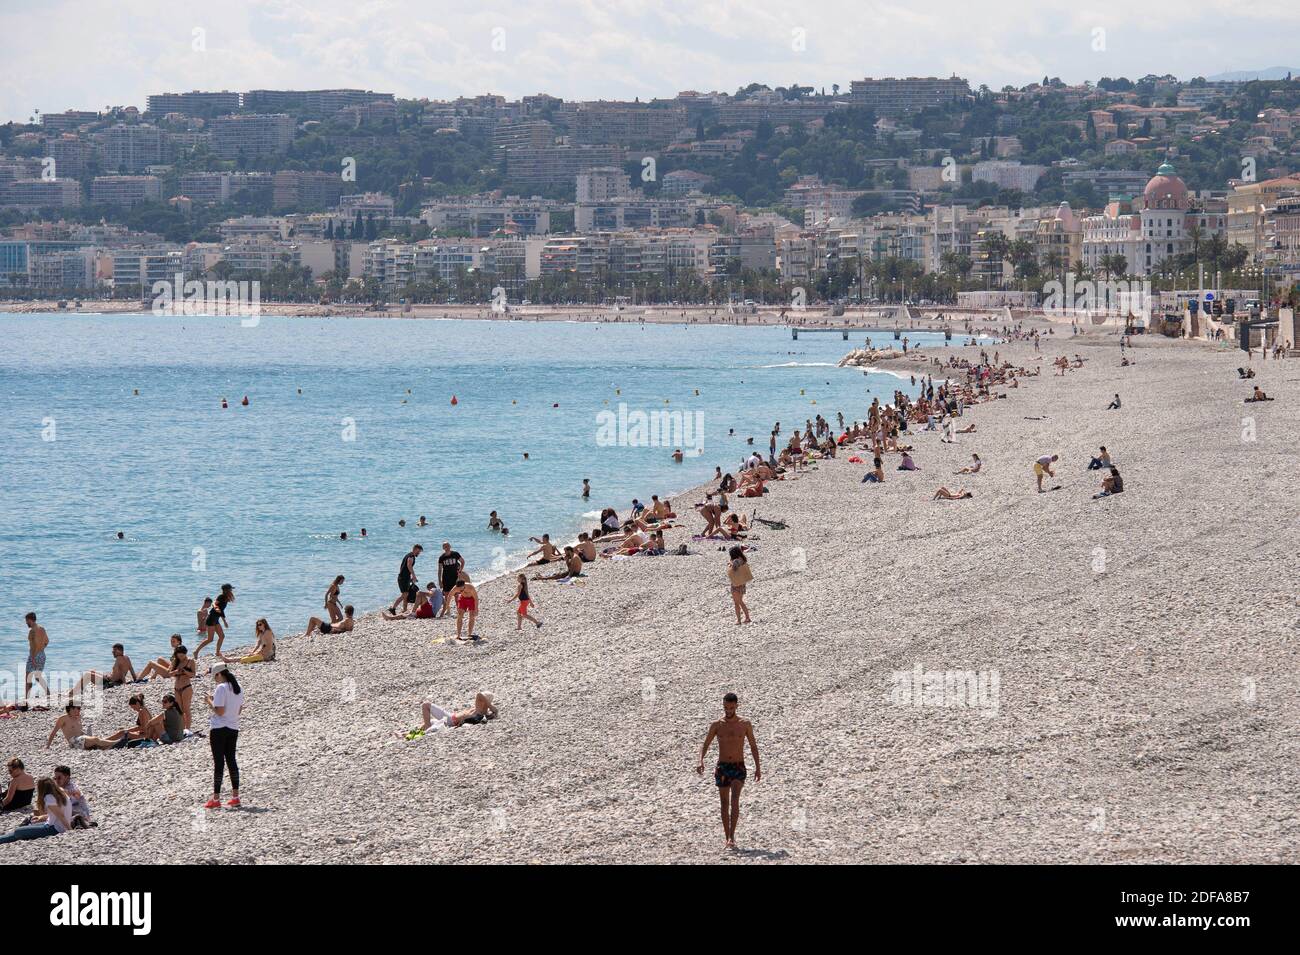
[2,0,1298,122]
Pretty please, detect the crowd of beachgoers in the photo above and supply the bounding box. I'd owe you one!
[2,317,1290,857]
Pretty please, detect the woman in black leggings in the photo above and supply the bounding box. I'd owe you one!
[203,664,244,809]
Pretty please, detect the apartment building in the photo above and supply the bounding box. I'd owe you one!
[567,103,689,147]
[848,77,970,115]
[243,89,396,115]
[146,91,241,115]
[421,196,561,236]
[39,110,100,133]
[1226,174,1300,259]
[574,197,695,232]
[178,171,275,204]
[0,178,83,210]
[90,175,162,207]
[504,144,625,187]
[211,114,294,160]
[96,123,165,173]
[972,161,1047,193]
[272,171,345,210]
[577,167,633,202]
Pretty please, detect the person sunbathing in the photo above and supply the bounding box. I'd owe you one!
[536,547,586,577]
[405,692,498,737]
[933,487,973,500]
[605,531,649,557]
[138,634,184,681]
[722,514,749,539]
[739,476,766,497]
[897,452,919,471]
[222,618,276,663]
[956,453,982,475]
[305,605,355,637]
[67,644,138,698]
[0,759,35,812]
[862,457,885,483]
[1245,386,1273,402]
[576,533,598,562]
[957,423,976,433]
[527,534,562,565]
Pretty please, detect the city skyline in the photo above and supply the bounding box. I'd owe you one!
[2,0,1298,124]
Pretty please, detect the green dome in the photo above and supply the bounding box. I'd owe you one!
[1156,161,1176,176]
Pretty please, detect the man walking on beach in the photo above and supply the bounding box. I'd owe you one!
[697,692,761,850]
[24,612,50,704]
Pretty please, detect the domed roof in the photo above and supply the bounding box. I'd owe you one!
[1143,162,1188,210]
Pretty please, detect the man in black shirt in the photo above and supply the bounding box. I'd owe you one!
[389,544,423,615]
[436,542,464,619]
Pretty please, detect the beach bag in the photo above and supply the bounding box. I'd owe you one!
[729,561,753,586]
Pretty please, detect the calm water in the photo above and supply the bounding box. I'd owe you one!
[0,312,959,690]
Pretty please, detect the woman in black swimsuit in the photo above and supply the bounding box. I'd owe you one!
[194,584,235,658]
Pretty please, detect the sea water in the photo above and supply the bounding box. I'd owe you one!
[0,312,961,686]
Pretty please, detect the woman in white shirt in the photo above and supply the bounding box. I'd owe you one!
[203,663,244,810]
[0,777,70,844]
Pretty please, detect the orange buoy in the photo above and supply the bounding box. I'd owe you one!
[450,395,458,405]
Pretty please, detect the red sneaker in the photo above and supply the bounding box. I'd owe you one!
[203,798,221,809]
[225,797,241,807]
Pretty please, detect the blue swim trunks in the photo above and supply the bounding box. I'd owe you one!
[714,761,746,788]
[26,650,46,674]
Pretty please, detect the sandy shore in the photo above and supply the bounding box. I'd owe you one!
[3,327,1296,864]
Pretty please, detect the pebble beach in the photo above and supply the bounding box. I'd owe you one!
[3,327,1297,864]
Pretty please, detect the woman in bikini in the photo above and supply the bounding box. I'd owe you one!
[171,644,196,730]
[324,575,345,624]
[512,574,542,631]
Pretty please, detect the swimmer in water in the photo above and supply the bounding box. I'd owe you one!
[417,516,428,527]
[488,511,502,531]
[582,479,591,498]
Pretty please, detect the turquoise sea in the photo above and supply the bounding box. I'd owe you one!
[0,312,960,691]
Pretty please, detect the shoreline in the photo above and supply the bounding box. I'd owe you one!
[4,325,1295,863]
[1,299,1013,334]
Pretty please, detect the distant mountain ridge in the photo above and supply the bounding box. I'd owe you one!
[1203,67,1298,82]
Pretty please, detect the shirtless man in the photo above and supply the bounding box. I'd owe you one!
[575,533,598,562]
[527,534,562,565]
[88,696,156,748]
[46,702,89,750]
[68,644,138,699]
[24,612,50,704]
[535,546,585,580]
[306,605,355,638]
[696,693,761,850]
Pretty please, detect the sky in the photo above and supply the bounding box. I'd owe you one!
[2,0,1298,122]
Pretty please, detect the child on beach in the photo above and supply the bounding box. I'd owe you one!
[512,574,543,630]
[450,576,479,640]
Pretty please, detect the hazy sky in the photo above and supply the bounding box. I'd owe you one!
[2,0,1297,122]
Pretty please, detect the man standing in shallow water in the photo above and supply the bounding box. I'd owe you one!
[697,692,761,850]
